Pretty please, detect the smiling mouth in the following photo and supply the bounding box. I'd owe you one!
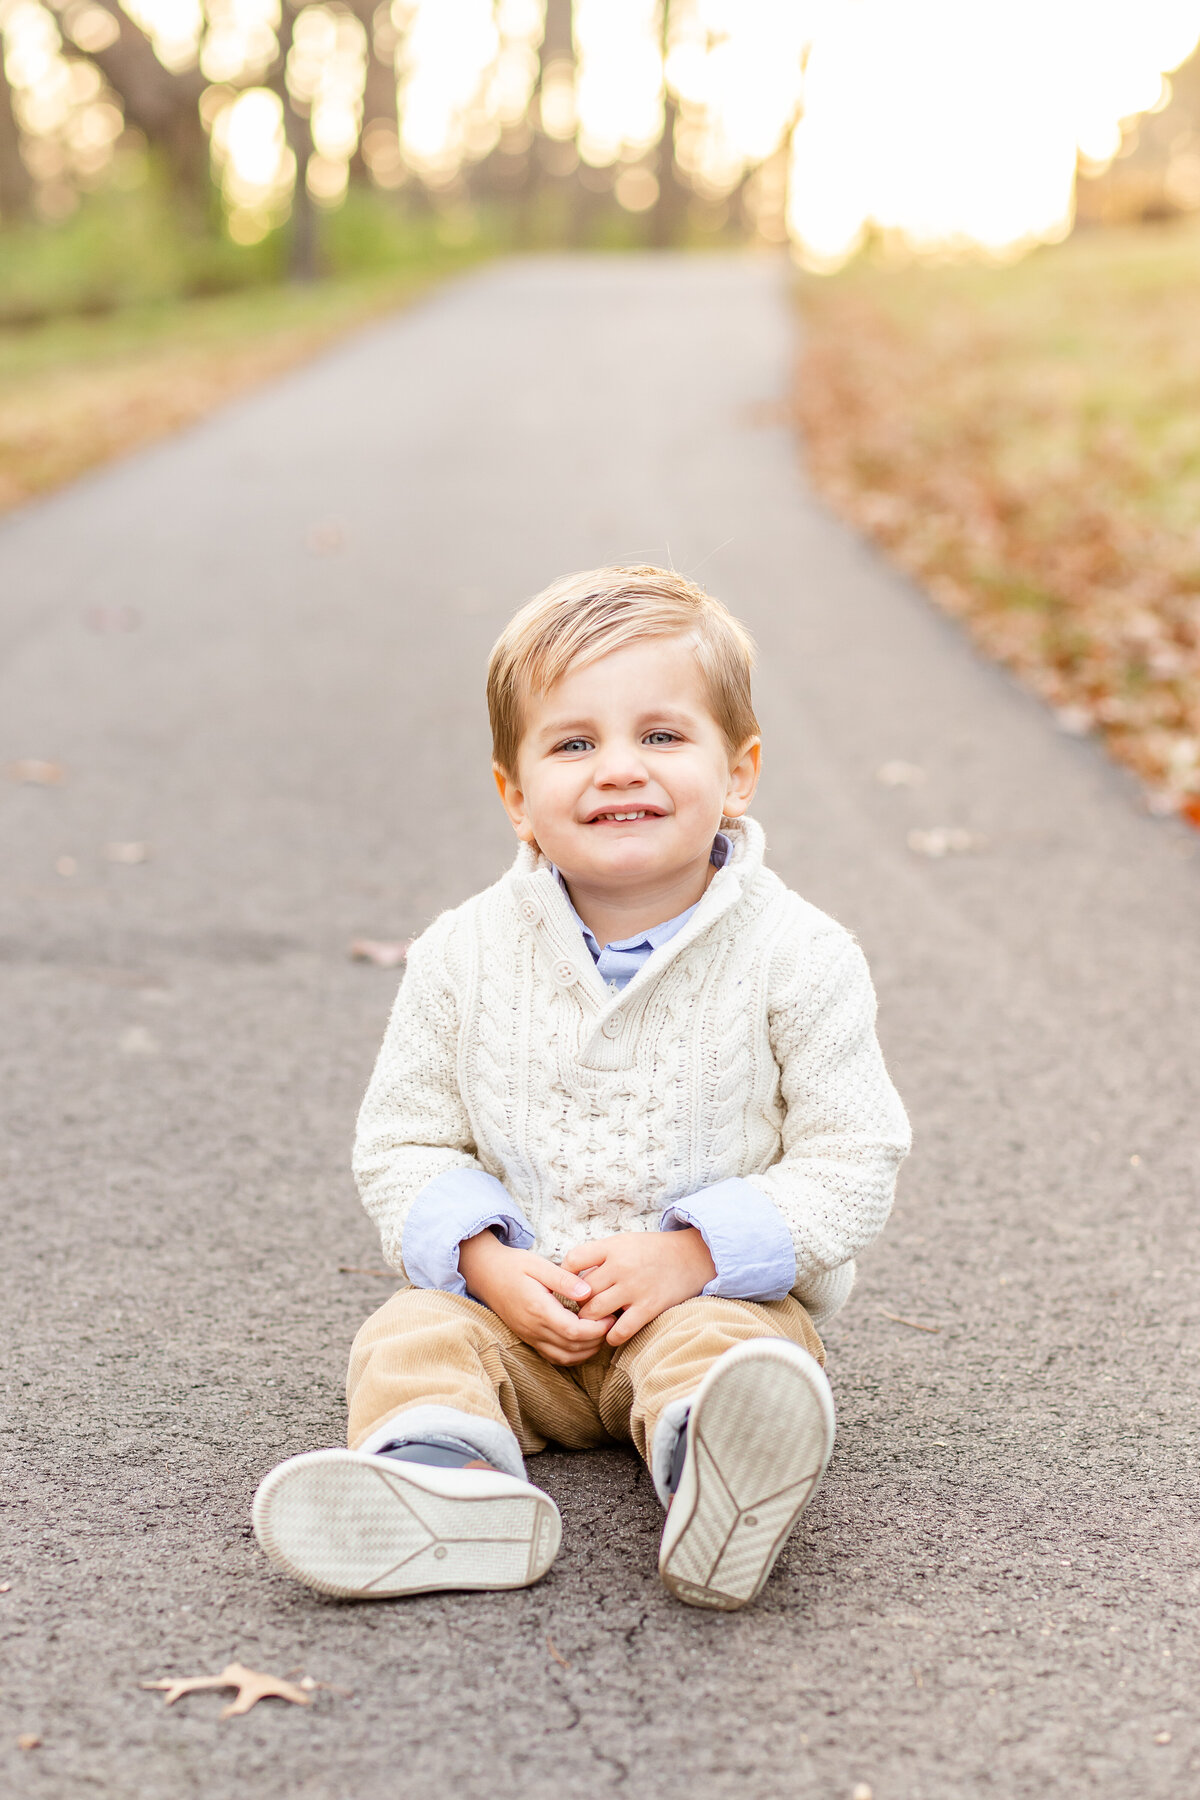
[586,809,663,823]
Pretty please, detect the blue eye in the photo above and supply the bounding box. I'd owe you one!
[557,738,592,754]
[645,731,680,745]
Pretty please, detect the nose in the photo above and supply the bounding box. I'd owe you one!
[593,738,649,790]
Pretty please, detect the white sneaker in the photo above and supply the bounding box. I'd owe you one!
[658,1339,836,1611]
[252,1449,561,1599]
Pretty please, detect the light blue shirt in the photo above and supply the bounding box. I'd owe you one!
[401,835,797,1304]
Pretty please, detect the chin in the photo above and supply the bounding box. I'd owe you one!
[588,841,669,878]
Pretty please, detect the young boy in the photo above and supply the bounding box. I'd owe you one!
[253,566,910,1612]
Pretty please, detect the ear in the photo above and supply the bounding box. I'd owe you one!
[722,738,761,818]
[493,762,537,842]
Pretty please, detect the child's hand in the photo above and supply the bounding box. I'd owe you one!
[457,1228,615,1366]
[561,1229,717,1347]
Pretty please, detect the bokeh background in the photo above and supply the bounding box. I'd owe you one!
[3,0,1200,818]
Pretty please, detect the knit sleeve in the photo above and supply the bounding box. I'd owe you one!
[743,931,911,1311]
[352,919,486,1276]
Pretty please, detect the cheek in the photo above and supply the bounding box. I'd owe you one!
[663,757,729,810]
[522,766,580,823]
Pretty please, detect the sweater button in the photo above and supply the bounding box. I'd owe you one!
[601,1015,622,1038]
[552,958,576,985]
[519,899,540,924]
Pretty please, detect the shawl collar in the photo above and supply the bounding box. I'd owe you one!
[507,818,766,1043]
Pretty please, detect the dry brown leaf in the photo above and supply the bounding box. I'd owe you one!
[348,938,410,968]
[141,1662,313,1719]
[546,1634,571,1669]
[877,760,926,787]
[17,1734,41,1751]
[907,827,986,858]
[6,760,64,785]
[84,606,140,633]
[795,249,1200,825]
[306,521,345,555]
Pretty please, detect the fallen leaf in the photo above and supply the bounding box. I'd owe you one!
[306,521,344,555]
[6,759,63,785]
[546,1634,571,1669]
[876,760,926,787]
[879,1309,941,1334]
[794,259,1200,819]
[907,827,985,858]
[85,605,140,633]
[348,938,410,968]
[105,841,149,864]
[141,1662,313,1720]
[17,1735,41,1751]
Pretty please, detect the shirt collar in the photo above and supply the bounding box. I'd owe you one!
[551,832,732,955]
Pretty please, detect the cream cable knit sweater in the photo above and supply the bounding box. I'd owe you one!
[354,816,910,1327]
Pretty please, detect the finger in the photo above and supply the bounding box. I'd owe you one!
[525,1256,592,1304]
[606,1302,655,1348]
[528,1310,611,1360]
[525,1286,609,1346]
[576,1281,626,1322]
[561,1242,617,1274]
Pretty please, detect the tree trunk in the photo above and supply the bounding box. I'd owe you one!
[514,0,582,244]
[348,0,397,186]
[0,49,32,221]
[649,0,687,248]
[81,2,209,206]
[268,3,318,281]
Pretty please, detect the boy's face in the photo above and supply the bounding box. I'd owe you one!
[494,635,760,890]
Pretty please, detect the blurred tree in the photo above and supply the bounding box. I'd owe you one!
[0,50,33,221]
[517,0,585,242]
[268,0,317,281]
[1076,49,1200,226]
[649,0,686,249]
[349,0,398,188]
[81,1,209,206]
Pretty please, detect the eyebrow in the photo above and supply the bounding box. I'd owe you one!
[534,706,699,741]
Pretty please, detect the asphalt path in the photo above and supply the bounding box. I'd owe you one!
[2,254,1198,1800]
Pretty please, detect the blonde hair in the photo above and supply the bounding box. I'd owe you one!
[487,565,759,773]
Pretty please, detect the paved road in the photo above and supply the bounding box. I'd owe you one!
[2,255,1198,1800]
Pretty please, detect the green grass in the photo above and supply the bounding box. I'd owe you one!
[0,182,502,512]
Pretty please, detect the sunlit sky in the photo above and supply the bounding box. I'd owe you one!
[2,0,1200,258]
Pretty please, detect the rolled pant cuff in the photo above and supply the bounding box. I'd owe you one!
[355,1403,528,1482]
[649,1395,695,1509]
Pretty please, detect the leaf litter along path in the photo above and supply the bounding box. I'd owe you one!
[794,219,1200,824]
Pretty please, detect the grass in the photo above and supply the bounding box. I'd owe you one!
[0,184,495,515]
[794,219,1200,821]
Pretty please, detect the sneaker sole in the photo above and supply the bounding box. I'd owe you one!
[252,1450,561,1599]
[658,1340,835,1611]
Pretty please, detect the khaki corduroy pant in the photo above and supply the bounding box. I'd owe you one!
[346,1288,824,1471]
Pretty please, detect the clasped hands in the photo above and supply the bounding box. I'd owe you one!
[456,1224,717,1366]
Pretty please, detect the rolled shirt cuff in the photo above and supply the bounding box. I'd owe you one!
[660,1177,797,1301]
[401,1167,535,1296]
